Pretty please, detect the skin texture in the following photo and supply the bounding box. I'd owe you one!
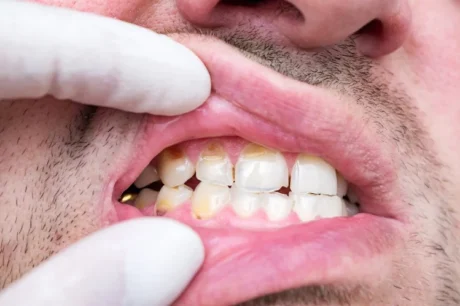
[2,0,460,305]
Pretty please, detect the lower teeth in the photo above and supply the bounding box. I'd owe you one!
[119,174,361,223]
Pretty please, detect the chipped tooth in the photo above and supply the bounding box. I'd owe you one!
[192,182,231,220]
[291,194,345,222]
[290,154,337,195]
[134,188,159,210]
[231,187,262,218]
[134,165,160,188]
[235,144,288,192]
[337,172,348,197]
[263,192,292,221]
[196,142,233,186]
[157,147,195,187]
[156,185,192,214]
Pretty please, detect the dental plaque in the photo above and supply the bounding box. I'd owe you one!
[119,139,360,228]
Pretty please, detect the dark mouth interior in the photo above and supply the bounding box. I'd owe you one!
[118,176,359,210]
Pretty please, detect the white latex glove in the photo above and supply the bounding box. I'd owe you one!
[0,218,204,306]
[0,1,211,115]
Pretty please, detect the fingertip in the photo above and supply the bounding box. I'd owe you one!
[120,218,205,306]
[148,36,212,116]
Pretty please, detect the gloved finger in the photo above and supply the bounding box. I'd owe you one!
[0,1,211,116]
[0,218,204,306]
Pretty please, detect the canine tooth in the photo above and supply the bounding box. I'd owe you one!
[263,192,292,221]
[192,182,230,220]
[235,144,288,192]
[157,147,195,187]
[196,142,233,186]
[290,154,337,195]
[134,188,159,209]
[292,194,345,222]
[337,172,348,197]
[156,185,192,214]
[134,165,160,188]
[231,187,262,218]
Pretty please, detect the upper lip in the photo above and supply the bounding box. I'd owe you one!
[111,35,406,305]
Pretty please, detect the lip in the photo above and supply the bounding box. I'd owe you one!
[110,35,406,305]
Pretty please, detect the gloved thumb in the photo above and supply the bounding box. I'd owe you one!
[0,218,204,306]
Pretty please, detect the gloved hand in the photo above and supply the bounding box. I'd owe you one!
[0,1,209,305]
[0,218,205,306]
[0,1,211,115]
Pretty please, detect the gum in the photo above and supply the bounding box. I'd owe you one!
[139,201,306,230]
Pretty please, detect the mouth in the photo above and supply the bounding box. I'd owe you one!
[109,36,405,305]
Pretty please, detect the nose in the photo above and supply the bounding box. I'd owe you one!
[176,0,412,57]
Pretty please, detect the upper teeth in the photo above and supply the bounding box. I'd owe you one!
[235,144,289,192]
[196,142,233,186]
[131,142,357,223]
[134,165,160,188]
[157,147,195,187]
[290,154,337,195]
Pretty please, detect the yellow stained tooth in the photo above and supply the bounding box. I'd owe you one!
[192,182,230,220]
[200,142,226,161]
[196,142,233,186]
[157,147,195,187]
[235,143,289,192]
[241,143,270,158]
[156,185,192,214]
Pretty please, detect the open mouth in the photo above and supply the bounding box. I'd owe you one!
[109,36,405,305]
[119,138,359,226]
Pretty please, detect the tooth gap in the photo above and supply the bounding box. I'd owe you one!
[145,181,163,191]
[277,186,290,195]
[184,175,200,190]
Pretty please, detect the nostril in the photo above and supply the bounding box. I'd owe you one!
[355,19,384,37]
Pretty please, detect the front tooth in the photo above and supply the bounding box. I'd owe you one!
[263,192,292,221]
[157,147,195,187]
[292,194,345,222]
[231,187,262,218]
[196,142,233,186]
[156,185,192,214]
[134,165,160,188]
[235,144,288,192]
[192,182,231,220]
[290,154,337,195]
[336,172,348,197]
[134,188,159,209]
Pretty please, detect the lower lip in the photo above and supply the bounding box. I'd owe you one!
[115,203,402,305]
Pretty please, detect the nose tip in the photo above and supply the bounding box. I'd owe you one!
[176,0,412,57]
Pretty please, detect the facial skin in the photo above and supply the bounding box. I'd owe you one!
[2,0,460,305]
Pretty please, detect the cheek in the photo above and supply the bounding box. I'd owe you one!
[32,0,146,20]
